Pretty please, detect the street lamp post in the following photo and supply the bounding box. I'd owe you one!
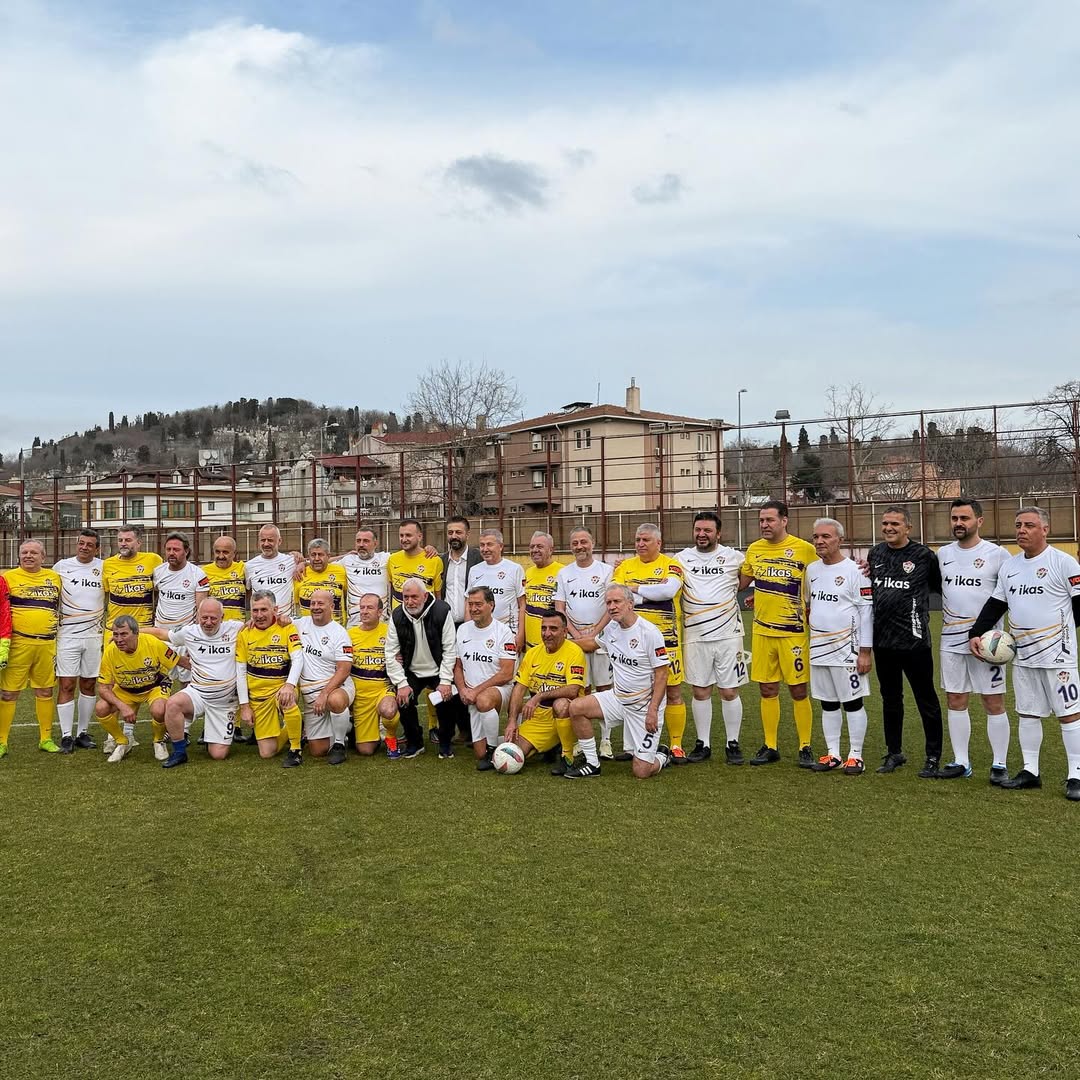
[775,409,791,501]
[737,389,748,548]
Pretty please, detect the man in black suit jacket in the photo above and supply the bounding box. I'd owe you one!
[440,515,483,625]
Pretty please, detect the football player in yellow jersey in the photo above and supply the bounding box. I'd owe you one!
[523,531,565,650]
[101,524,163,630]
[294,538,348,624]
[347,593,401,760]
[385,519,444,611]
[505,611,585,773]
[738,500,819,766]
[0,540,64,755]
[236,590,304,767]
[202,535,247,621]
[611,523,689,760]
[95,615,178,763]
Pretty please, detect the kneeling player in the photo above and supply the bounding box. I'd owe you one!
[96,615,178,762]
[806,518,873,774]
[504,612,585,772]
[565,584,672,779]
[236,590,304,767]
[347,592,401,760]
[296,590,355,760]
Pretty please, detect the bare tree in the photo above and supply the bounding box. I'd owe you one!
[1029,380,1080,485]
[407,360,524,514]
[824,382,894,499]
[924,412,993,497]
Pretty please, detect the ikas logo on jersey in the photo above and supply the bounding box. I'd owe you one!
[974,558,985,569]
[1059,671,1071,683]
[1037,568,1049,579]
[835,576,845,586]
[902,561,914,574]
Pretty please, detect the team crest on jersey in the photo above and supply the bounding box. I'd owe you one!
[591,575,600,584]
[271,635,280,644]
[143,658,153,667]
[630,638,638,648]
[835,576,844,586]
[1037,568,1048,579]
[653,567,662,576]
[554,662,564,672]
[973,558,984,569]
[497,571,505,580]
[486,639,494,648]
[92,568,100,576]
[784,548,793,558]
[792,645,803,657]
[182,580,190,588]
[1059,671,1071,683]
[378,636,385,646]
[136,564,144,572]
[321,636,329,645]
[902,561,914,574]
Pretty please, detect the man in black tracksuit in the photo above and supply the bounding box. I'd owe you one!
[867,505,944,777]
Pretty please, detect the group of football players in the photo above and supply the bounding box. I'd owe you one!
[0,500,1078,796]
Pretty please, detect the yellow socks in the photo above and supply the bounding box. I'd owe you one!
[556,714,576,761]
[98,712,127,746]
[665,701,687,751]
[151,719,167,743]
[35,696,55,740]
[761,696,780,748]
[793,697,813,748]
[283,704,303,751]
[0,700,16,744]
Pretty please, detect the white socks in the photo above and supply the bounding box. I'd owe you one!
[1060,718,1080,780]
[691,698,712,747]
[846,706,868,759]
[77,695,94,735]
[821,708,842,759]
[986,711,1010,768]
[721,697,743,744]
[1019,715,1043,776]
[947,709,971,767]
[478,708,500,747]
[330,709,351,746]
[57,701,75,739]
[579,737,599,767]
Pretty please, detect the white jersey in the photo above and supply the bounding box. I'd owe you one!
[554,560,614,631]
[168,621,240,698]
[807,558,873,667]
[53,556,104,641]
[455,619,517,689]
[466,559,525,632]
[938,539,1008,653]
[676,544,744,644]
[336,551,390,625]
[245,554,295,615]
[597,616,669,707]
[993,546,1080,668]
[295,616,353,690]
[153,562,209,629]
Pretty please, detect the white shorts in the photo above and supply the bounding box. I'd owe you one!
[940,651,1007,696]
[595,689,666,763]
[1014,665,1080,719]
[183,686,240,745]
[810,664,869,702]
[55,636,102,679]
[467,684,513,741]
[588,648,614,689]
[685,639,749,690]
[301,680,356,741]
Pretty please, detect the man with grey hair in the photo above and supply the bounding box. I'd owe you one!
[866,504,943,777]
[969,505,1080,799]
[294,538,348,624]
[467,528,525,648]
[806,517,873,774]
[524,531,564,651]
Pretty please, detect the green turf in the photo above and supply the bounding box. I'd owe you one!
[2,616,1079,1079]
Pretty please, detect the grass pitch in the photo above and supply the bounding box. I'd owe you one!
[2,616,1079,1079]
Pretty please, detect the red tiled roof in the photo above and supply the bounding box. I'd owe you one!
[496,403,720,432]
[378,431,453,446]
[319,454,387,470]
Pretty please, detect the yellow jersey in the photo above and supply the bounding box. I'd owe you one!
[348,623,393,697]
[99,635,178,694]
[203,560,247,620]
[524,561,565,650]
[293,566,348,625]
[741,536,818,637]
[613,554,684,650]
[385,550,444,609]
[3,567,63,640]
[515,639,587,706]
[236,622,301,701]
[102,552,163,628]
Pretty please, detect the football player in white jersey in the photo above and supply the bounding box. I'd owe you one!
[153,532,209,629]
[294,590,355,760]
[144,598,242,767]
[53,528,104,752]
[244,524,300,617]
[970,506,1080,800]
[335,526,390,626]
[937,498,1011,781]
[676,511,748,765]
[466,529,525,647]
[565,584,672,779]
[805,518,873,775]
[453,586,517,770]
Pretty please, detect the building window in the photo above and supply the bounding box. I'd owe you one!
[681,432,691,441]
[207,501,216,511]
[257,502,265,513]
[531,469,544,488]
[697,432,712,453]
[531,433,542,452]
[127,497,144,519]
[102,499,119,520]
[575,429,593,449]
[575,467,592,486]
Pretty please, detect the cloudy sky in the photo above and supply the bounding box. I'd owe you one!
[2,0,1079,451]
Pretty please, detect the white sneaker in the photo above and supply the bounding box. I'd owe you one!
[599,738,614,760]
[102,734,117,755]
[107,741,131,763]
[153,740,169,762]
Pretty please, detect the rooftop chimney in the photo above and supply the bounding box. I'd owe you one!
[625,377,641,415]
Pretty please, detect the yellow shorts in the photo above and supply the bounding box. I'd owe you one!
[352,687,392,744]
[105,684,170,713]
[665,645,684,687]
[1,640,57,692]
[249,694,287,741]
[518,709,559,753]
[750,635,809,685]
